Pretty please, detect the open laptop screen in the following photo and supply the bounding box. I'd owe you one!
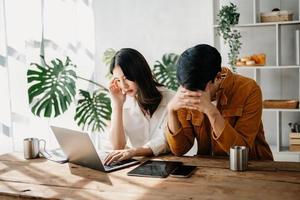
[51,126,139,172]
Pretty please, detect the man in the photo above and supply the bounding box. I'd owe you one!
[166,44,273,160]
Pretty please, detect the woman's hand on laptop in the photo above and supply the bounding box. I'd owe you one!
[104,149,136,166]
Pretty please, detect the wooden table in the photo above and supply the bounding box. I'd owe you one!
[0,153,300,200]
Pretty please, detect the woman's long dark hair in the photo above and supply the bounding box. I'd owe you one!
[110,48,163,116]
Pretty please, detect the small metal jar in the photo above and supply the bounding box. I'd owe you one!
[230,146,248,171]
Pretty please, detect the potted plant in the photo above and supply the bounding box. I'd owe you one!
[217,2,242,72]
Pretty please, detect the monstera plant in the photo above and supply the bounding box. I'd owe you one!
[153,53,179,91]
[27,55,111,132]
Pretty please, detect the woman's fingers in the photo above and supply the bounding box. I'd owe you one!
[118,152,128,161]
[107,155,121,165]
[103,150,133,165]
[109,153,123,165]
[109,79,118,88]
[109,80,117,91]
[109,79,117,88]
[104,151,122,165]
[109,80,123,96]
[103,152,114,165]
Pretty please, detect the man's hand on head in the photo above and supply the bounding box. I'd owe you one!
[180,88,216,114]
[167,86,192,112]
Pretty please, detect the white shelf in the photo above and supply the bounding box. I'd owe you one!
[236,65,300,69]
[214,20,300,28]
[214,0,300,162]
[263,108,300,112]
[270,145,300,157]
[280,146,300,155]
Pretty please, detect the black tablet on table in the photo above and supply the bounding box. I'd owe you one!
[127,160,183,178]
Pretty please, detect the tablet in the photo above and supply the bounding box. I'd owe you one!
[127,160,183,178]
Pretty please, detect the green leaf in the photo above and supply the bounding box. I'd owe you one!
[103,48,116,67]
[103,48,116,79]
[217,2,242,71]
[153,53,179,91]
[75,90,112,132]
[27,56,77,117]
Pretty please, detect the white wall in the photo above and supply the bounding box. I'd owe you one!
[0,0,214,155]
[0,0,97,155]
[0,0,13,154]
[92,0,213,154]
[93,0,214,85]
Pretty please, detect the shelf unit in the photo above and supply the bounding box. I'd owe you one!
[214,20,300,27]
[213,0,300,162]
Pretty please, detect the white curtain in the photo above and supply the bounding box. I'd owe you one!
[0,0,101,154]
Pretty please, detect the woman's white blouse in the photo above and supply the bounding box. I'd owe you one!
[122,87,175,156]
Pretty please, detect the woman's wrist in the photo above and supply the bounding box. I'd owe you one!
[129,148,137,157]
[112,102,123,110]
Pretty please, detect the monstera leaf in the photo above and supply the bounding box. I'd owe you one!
[27,56,77,117]
[102,48,116,67]
[153,53,179,91]
[103,48,116,79]
[75,90,112,132]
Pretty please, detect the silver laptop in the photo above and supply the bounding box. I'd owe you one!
[51,126,140,172]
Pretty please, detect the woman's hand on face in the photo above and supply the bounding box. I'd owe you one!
[109,79,126,106]
[103,149,136,166]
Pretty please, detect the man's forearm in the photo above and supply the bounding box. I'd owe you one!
[167,110,182,134]
[166,110,195,156]
[205,106,225,137]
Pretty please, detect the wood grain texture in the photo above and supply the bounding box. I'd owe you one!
[0,152,299,200]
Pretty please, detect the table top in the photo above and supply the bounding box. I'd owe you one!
[0,152,300,200]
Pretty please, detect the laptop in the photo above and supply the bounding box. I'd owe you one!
[50,126,140,172]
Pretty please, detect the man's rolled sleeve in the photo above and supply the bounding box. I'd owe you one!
[165,123,194,156]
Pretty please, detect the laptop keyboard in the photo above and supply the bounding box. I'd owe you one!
[97,151,138,170]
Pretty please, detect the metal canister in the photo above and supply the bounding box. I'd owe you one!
[23,138,40,159]
[230,146,248,171]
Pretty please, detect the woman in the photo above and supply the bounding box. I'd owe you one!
[104,48,174,165]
